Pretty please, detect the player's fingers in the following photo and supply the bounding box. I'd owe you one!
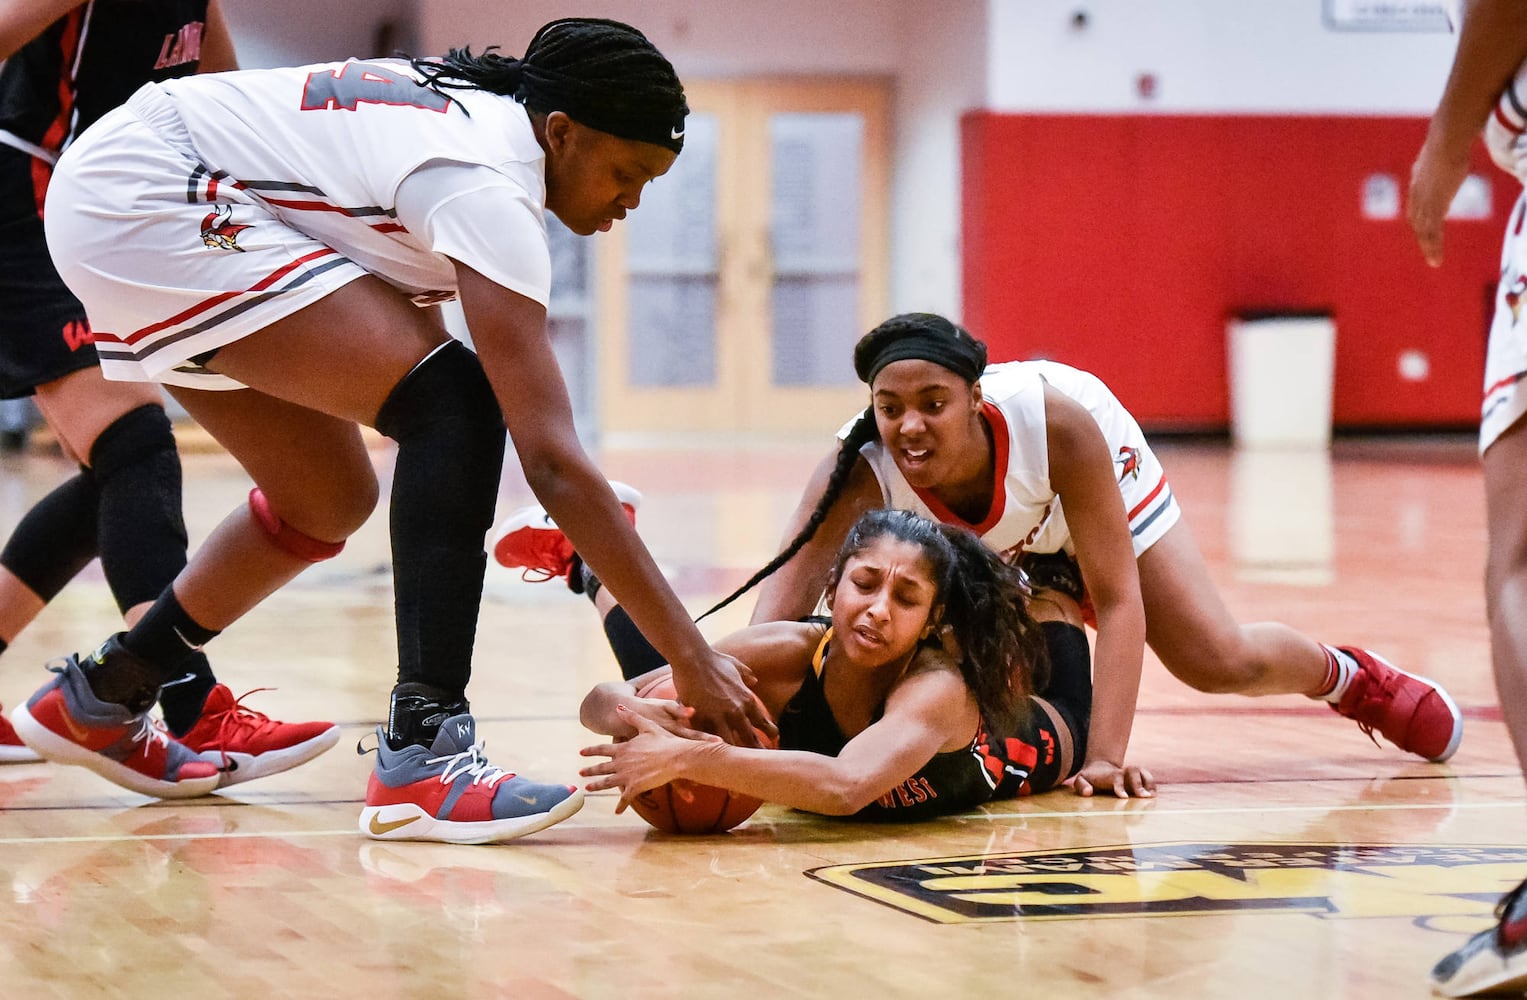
[746,701,779,742]
[1073,775,1093,797]
[1130,767,1157,796]
[579,743,617,759]
[580,775,619,792]
[725,712,764,748]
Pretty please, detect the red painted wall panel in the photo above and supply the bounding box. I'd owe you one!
[961,112,1508,431]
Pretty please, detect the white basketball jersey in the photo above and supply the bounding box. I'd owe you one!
[849,360,1172,560]
[159,58,548,299]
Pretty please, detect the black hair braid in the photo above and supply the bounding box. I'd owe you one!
[695,410,880,622]
[409,19,686,143]
[934,523,1047,733]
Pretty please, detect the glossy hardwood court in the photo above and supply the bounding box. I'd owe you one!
[0,431,1517,999]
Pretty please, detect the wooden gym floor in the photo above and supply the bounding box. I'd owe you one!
[0,430,1516,999]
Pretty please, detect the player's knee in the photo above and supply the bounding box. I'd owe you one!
[88,402,176,477]
[374,340,504,459]
[248,487,349,562]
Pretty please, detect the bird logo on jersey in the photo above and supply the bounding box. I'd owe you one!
[1115,445,1141,482]
[200,204,252,252]
[1506,269,1527,324]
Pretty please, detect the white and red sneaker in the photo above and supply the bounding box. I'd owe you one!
[1332,646,1463,763]
[178,684,340,787]
[0,704,41,763]
[491,481,641,583]
[360,713,584,844]
[12,646,220,798]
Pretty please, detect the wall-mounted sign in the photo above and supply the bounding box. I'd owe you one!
[1324,0,1450,32]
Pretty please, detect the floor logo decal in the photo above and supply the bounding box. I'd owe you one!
[806,842,1527,925]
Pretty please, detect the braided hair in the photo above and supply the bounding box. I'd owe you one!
[411,18,688,152]
[824,509,1045,731]
[697,312,989,621]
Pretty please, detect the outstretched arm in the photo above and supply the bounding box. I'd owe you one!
[457,262,773,745]
[1409,0,1527,266]
[580,668,969,816]
[1043,385,1150,798]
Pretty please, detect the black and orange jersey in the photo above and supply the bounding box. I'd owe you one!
[776,634,1069,822]
[0,0,209,160]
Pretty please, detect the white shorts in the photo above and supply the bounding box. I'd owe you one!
[42,86,367,391]
[1482,191,1527,454]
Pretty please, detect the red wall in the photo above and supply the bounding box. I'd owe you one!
[961,112,1510,431]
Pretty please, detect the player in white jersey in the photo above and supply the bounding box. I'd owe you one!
[1409,2,1527,995]
[11,18,772,844]
[498,312,1463,798]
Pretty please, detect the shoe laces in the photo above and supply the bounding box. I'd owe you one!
[133,716,175,758]
[207,688,281,739]
[506,528,572,582]
[1345,664,1403,748]
[429,742,513,789]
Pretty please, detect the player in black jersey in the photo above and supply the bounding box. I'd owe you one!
[580,509,1153,821]
[0,1,339,781]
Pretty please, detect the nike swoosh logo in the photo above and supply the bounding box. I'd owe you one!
[368,814,417,836]
[515,795,543,806]
[171,627,204,652]
[670,126,684,140]
[59,709,96,744]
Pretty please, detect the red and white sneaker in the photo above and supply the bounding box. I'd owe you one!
[178,685,340,787]
[11,645,220,799]
[360,713,584,844]
[1332,646,1463,763]
[491,481,641,582]
[0,704,41,763]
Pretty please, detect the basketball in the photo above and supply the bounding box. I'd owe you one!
[628,675,774,834]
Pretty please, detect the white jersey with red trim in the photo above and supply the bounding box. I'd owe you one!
[158,58,548,301]
[846,360,1179,561]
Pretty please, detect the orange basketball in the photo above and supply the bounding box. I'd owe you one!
[629,675,774,834]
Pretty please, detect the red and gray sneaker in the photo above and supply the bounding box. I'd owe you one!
[491,481,641,582]
[178,685,340,787]
[1432,877,1527,996]
[360,713,584,844]
[0,705,41,763]
[11,645,220,798]
[1331,646,1463,763]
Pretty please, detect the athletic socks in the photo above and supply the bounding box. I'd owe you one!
[119,589,220,685]
[1311,644,1359,702]
[156,650,218,737]
[603,605,669,680]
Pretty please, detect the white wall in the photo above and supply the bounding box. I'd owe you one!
[415,0,974,321]
[220,0,417,69]
[222,1,1470,352]
[986,0,1460,113]
[890,0,986,319]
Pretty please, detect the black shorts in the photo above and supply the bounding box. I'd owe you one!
[0,146,98,400]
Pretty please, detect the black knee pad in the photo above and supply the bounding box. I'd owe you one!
[374,340,504,448]
[89,403,189,613]
[89,403,177,478]
[0,466,99,603]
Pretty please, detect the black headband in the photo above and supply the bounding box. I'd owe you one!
[853,314,988,385]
